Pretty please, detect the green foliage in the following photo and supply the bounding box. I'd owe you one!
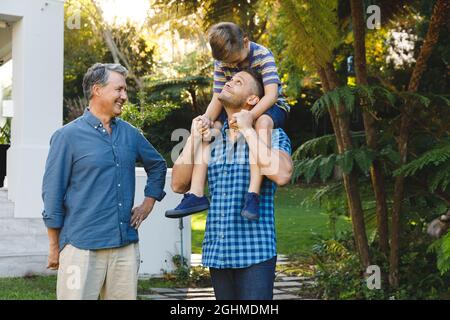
[311,232,388,299]
[428,231,450,275]
[64,0,108,102]
[395,139,450,192]
[154,0,268,41]
[311,85,396,120]
[292,131,377,183]
[0,118,11,145]
[277,0,341,70]
[159,254,211,288]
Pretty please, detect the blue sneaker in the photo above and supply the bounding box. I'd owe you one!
[165,193,210,218]
[241,192,260,221]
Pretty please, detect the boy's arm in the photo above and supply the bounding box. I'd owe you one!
[204,93,223,123]
[248,83,278,120]
[234,110,293,186]
[171,117,204,193]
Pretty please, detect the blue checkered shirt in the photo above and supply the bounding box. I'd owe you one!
[202,122,292,269]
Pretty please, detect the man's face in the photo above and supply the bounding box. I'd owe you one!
[218,71,256,109]
[95,71,128,117]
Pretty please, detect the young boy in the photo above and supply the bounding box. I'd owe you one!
[166,22,290,221]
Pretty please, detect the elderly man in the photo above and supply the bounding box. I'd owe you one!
[42,63,167,300]
[171,69,293,300]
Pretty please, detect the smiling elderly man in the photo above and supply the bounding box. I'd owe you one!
[42,63,167,300]
[171,69,293,300]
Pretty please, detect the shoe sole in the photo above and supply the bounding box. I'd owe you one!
[165,204,210,219]
[241,210,259,221]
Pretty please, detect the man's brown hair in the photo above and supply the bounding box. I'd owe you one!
[241,68,264,98]
[208,22,245,61]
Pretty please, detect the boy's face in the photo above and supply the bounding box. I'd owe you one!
[222,37,250,65]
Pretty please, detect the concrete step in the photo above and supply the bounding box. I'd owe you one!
[0,218,48,256]
[0,201,14,218]
[0,190,9,201]
[0,218,47,237]
[0,233,49,256]
[0,254,55,277]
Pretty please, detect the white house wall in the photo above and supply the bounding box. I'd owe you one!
[0,0,64,218]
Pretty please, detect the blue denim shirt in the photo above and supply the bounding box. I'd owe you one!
[42,108,167,251]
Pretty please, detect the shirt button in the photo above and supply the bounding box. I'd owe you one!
[102,129,106,133]
[116,163,119,167]
[118,203,122,207]
[118,184,121,187]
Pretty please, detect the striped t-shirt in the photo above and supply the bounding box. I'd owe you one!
[213,41,290,113]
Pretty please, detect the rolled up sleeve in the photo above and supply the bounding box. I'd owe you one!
[42,130,72,229]
[136,130,167,201]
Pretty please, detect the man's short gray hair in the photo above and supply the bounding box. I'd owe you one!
[82,63,128,100]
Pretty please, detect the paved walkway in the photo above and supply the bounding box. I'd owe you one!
[139,254,315,300]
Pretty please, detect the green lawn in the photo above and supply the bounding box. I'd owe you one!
[192,185,350,255]
[0,275,181,299]
[0,275,57,300]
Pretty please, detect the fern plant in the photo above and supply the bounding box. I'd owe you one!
[428,231,450,275]
[394,138,450,193]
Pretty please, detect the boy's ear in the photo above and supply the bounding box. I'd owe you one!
[246,94,260,107]
[243,36,249,48]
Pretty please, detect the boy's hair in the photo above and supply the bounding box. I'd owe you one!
[208,22,245,61]
[241,68,264,98]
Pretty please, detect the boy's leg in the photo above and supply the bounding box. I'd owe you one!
[248,115,274,194]
[241,115,273,221]
[165,122,222,218]
[188,144,210,197]
[189,121,222,196]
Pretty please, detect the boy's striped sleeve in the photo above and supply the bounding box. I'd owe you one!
[258,51,281,86]
[213,61,227,93]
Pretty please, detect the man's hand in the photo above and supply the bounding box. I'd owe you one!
[131,197,156,229]
[47,243,60,270]
[232,110,254,132]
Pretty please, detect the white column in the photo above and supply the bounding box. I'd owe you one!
[2,0,64,217]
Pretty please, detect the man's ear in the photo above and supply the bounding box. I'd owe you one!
[246,94,260,107]
[92,84,102,97]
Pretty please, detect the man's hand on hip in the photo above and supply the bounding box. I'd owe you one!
[131,197,156,229]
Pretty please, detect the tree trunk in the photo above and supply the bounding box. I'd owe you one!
[318,65,371,269]
[350,0,390,261]
[389,0,450,288]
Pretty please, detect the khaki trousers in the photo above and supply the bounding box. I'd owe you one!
[57,243,140,300]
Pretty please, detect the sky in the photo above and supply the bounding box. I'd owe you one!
[98,0,151,25]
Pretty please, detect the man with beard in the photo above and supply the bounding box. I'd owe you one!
[171,69,293,300]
